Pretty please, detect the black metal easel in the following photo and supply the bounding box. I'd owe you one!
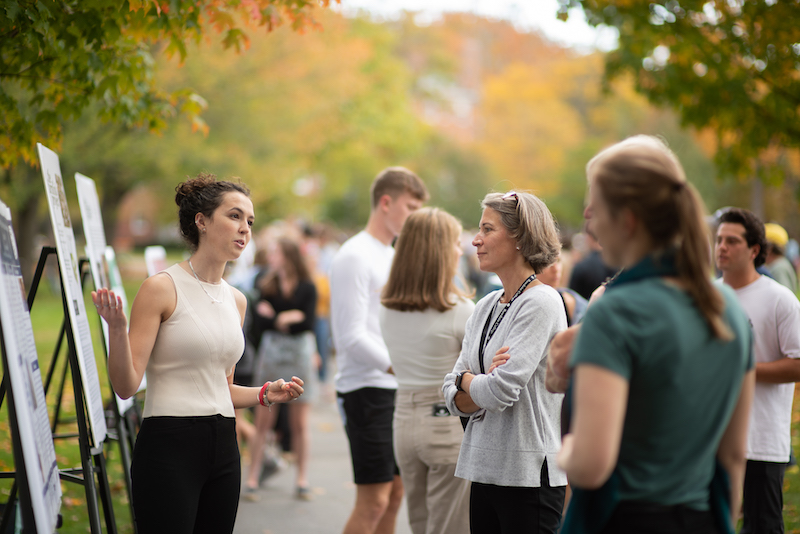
[17,246,118,534]
[0,340,41,534]
[87,262,140,534]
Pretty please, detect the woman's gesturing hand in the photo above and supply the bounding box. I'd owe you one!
[266,376,305,404]
[91,288,126,327]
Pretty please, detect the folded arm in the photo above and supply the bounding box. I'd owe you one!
[467,302,561,413]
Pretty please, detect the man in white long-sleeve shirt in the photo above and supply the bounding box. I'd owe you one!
[331,167,427,534]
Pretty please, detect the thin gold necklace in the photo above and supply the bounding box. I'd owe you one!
[188,260,223,304]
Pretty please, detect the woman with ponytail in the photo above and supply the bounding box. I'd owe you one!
[555,136,755,534]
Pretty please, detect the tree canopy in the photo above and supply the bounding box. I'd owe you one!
[0,0,335,168]
[558,0,800,180]
[55,11,746,234]
[3,8,773,268]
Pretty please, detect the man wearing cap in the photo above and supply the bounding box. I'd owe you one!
[764,222,798,294]
[715,208,800,534]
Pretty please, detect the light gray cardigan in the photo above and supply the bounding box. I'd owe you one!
[443,284,568,487]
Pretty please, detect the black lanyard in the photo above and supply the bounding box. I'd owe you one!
[477,274,536,374]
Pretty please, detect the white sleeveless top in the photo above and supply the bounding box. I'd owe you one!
[142,264,244,418]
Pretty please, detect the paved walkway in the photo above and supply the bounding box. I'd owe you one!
[233,384,413,534]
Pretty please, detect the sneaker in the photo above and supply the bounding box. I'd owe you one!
[296,486,313,501]
[242,486,260,502]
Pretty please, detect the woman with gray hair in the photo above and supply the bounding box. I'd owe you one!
[443,191,568,533]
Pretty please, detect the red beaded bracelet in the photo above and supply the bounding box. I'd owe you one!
[259,381,272,407]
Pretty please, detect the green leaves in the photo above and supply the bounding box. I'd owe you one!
[0,0,337,168]
[561,0,800,180]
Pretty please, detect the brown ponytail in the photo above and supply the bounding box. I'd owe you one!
[588,136,732,340]
[673,184,732,340]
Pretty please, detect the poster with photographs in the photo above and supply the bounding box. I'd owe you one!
[37,144,107,447]
[75,173,142,412]
[0,198,62,532]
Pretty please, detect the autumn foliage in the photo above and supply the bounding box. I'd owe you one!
[558,0,800,180]
[4,6,793,251]
[0,0,337,168]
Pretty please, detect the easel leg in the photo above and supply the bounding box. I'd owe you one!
[69,354,104,534]
[115,407,137,533]
[41,320,66,397]
[51,337,69,436]
[0,483,17,533]
[94,451,118,534]
[61,276,118,534]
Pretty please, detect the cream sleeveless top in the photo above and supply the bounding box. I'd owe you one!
[142,264,244,418]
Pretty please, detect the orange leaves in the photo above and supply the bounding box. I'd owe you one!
[127,0,164,16]
[0,0,341,171]
[175,90,209,135]
[206,4,238,33]
[476,62,586,196]
[191,115,210,135]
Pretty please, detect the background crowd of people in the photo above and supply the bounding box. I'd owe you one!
[94,138,800,534]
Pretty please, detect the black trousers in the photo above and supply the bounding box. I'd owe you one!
[599,501,720,534]
[131,415,241,534]
[469,460,565,534]
[740,460,786,534]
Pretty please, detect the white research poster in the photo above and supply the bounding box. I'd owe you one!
[106,246,148,398]
[0,198,62,532]
[75,173,144,411]
[37,144,107,447]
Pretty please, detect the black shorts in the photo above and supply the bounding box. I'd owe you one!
[337,387,399,485]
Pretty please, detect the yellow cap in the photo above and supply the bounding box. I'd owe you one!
[764,223,789,247]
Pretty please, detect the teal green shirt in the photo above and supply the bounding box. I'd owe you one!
[570,277,752,509]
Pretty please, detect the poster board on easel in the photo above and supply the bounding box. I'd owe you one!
[0,198,62,533]
[74,172,145,409]
[36,144,107,448]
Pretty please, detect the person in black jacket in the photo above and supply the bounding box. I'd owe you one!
[243,236,318,501]
[568,233,616,300]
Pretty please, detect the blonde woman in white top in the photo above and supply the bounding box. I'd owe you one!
[380,207,475,534]
[92,174,304,534]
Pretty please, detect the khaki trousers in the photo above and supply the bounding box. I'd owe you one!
[394,387,470,534]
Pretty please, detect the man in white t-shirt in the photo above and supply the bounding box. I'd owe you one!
[331,167,427,534]
[715,207,800,534]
